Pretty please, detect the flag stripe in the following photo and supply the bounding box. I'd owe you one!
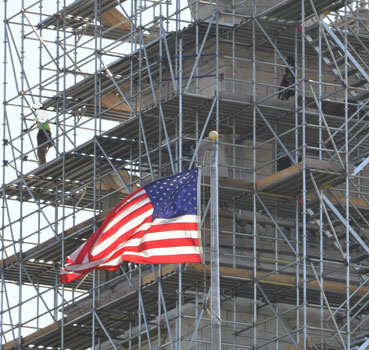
[105,234,200,261]
[63,244,201,273]
[93,217,198,260]
[77,195,151,262]
[111,219,198,242]
[74,188,146,260]
[91,214,198,262]
[91,204,153,258]
[61,252,201,284]
[128,222,198,241]
[62,241,200,273]
[64,229,200,272]
[98,191,149,237]
[91,215,154,261]
[97,239,200,268]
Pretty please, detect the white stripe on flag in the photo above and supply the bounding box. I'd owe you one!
[68,240,87,262]
[150,215,199,226]
[116,229,200,249]
[121,246,201,258]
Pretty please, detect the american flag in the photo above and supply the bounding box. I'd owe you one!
[61,168,202,283]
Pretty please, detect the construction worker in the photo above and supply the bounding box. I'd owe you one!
[23,102,53,165]
[278,55,295,101]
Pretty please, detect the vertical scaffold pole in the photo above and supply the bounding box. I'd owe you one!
[210,132,221,350]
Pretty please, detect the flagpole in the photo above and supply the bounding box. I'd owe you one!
[209,130,221,349]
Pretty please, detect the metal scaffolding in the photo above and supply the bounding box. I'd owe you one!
[2,0,369,349]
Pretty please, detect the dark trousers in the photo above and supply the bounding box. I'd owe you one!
[37,129,52,165]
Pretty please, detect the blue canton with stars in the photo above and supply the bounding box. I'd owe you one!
[144,168,199,220]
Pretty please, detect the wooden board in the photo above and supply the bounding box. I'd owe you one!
[3,321,61,350]
[101,8,131,31]
[101,81,135,112]
[256,163,301,190]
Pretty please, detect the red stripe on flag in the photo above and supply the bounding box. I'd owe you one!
[128,222,198,241]
[116,254,202,265]
[60,272,83,284]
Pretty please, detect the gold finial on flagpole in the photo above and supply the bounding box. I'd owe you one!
[208,130,218,143]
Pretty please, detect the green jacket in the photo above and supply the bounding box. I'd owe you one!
[36,121,50,132]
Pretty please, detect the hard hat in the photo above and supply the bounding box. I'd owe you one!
[32,101,43,110]
[36,109,49,123]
